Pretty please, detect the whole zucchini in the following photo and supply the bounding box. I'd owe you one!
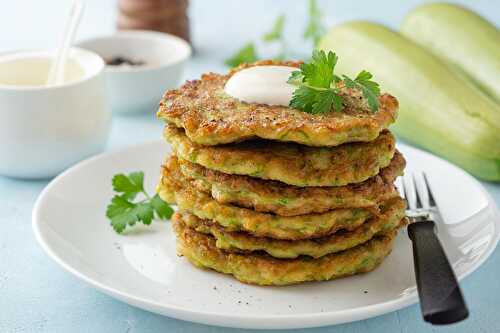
[401,3,500,104]
[319,21,500,180]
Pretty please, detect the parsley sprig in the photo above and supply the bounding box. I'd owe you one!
[262,14,285,43]
[262,14,287,60]
[288,50,381,114]
[303,0,326,46]
[225,15,286,67]
[224,43,258,68]
[224,0,324,67]
[106,171,173,233]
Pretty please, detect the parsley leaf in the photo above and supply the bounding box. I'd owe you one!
[342,70,381,112]
[225,15,287,67]
[290,86,343,114]
[106,171,173,233]
[301,50,338,88]
[317,89,343,114]
[134,203,154,225]
[224,43,259,68]
[106,195,134,219]
[262,15,285,42]
[109,209,138,233]
[286,70,303,85]
[304,0,326,46]
[112,171,144,196]
[225,1,329,66]
[151,194,174,219]
[289,86,316,113]
[288,50,380,114]
[289,50,344,113]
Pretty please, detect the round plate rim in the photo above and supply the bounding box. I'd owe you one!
[32,140,500,329]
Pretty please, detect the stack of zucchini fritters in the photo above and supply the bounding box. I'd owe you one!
[157,61,407,286]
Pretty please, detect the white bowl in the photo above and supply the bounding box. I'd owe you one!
[78,30,191,114]
[0,48,110,179]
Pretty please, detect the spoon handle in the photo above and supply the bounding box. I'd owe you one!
[47,0,85,86]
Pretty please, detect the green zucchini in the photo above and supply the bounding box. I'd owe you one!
[401,3,500,104]
[319,21,500,180]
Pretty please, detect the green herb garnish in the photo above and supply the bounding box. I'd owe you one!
[262,14,285,42]
[224,43,259,68]
[288,50,380,113]
[304,0,326,46]
[106,171,173,233]
[342,70,381,113]
[263,14,288,60]
[224,0,326,67]
[225,15,287,68]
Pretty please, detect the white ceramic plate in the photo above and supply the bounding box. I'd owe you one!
[33,141,500,329]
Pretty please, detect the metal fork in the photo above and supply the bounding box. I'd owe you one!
[398,172,469,325]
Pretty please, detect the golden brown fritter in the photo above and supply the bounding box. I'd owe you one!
[173,218,399,286]
[158,161,397,240]
[164,125,396,187]
[158,60,399,147]
[173,197,406,259]
[175,151,405,216]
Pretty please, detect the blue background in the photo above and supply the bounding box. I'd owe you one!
[1,1,499,332]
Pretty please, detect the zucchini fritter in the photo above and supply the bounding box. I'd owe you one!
[173,197,406,259]
[175,151,405,216]
[158,166,387,240]
[173,218,398,286]
[164,125,396,187]
[158,60,398,147]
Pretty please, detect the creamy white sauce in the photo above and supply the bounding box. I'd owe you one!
[0,56,84,87]
[224,65,296,106]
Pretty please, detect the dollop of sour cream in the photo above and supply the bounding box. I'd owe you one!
[224,65,296,106]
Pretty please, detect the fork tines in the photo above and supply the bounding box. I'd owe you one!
[397,172,437,211]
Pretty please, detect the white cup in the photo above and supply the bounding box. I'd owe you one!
[0,48,111,179]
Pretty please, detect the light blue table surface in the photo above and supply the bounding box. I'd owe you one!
[1,1,499,332]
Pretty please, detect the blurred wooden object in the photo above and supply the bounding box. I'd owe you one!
[117,0,190,43]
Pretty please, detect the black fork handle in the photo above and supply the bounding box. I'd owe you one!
[408,220,469,325]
